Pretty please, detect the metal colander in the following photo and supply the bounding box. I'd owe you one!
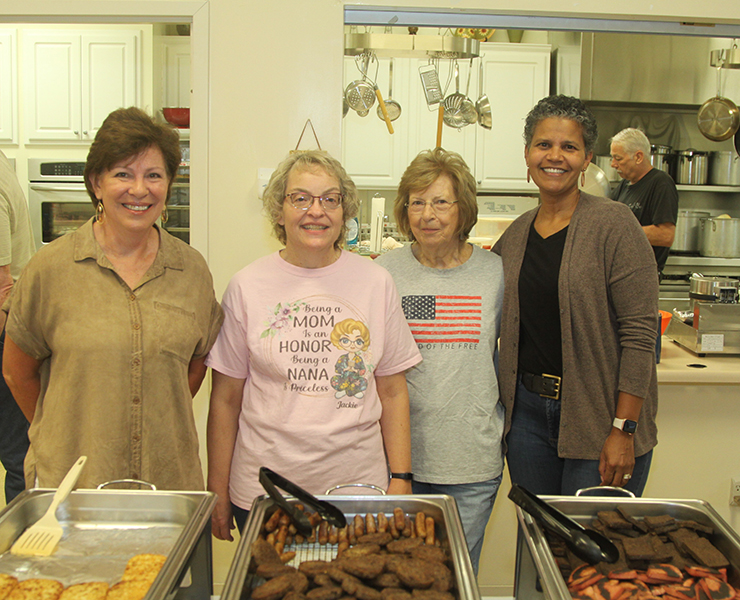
[345,54,376,114]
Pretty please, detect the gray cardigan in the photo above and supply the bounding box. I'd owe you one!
[493,192,659,460]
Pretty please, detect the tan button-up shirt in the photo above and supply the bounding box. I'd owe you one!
[5,219,223,490]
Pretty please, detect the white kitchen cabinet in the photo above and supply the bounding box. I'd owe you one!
[0,29,17,144]
[475,43,550,191]
[22,30,140,143]
[342,43,550,192]
[160,36,191,108]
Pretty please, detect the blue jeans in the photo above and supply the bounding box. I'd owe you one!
[231,502,250,535]
[413,475,502,575]
[506,379,652,497]
[0,331,30,503]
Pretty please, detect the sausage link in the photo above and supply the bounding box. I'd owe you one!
[415,512,427,538]
[393,507,405,531]
[425,516,435,546]
[365,513,377,535]
[377,512,389,533]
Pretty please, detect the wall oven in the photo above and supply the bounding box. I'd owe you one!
[27,158,93,250]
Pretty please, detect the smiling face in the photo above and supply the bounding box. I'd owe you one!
[525,117,592,201]
[278,165,344,268]
[407,174,460,255]
[91,145,169,236]
[338,329,366,353]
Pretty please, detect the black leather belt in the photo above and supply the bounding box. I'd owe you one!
[521,371,561,400]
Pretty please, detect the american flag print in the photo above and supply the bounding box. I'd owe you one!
[401,295,482,344]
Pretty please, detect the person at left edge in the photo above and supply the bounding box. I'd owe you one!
[2,107,224,491]
[206,150,421,541]
[0,149,34,503]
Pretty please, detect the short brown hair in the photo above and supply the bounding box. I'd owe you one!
[84,107,181,207]
[395,148,478,242]
[262,150,360,248]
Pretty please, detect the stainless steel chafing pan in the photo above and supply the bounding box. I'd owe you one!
[514,496,740,600]
[220,494,481,600]
[0,488,215,600]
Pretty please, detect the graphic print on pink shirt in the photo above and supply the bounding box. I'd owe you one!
[260,297,374,401]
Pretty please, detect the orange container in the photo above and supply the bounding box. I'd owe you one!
[659,310,672,335]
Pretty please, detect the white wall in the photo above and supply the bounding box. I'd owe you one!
[2,0,740,595]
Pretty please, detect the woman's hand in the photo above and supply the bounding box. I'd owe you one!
[599,391,643,487]
[210,493,236,541]
[387,478,412,495]
[599,429,636,487]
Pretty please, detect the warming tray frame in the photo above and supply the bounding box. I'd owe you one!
[0,488,216,600]
[220,494,480,600]
[514,496,740,600]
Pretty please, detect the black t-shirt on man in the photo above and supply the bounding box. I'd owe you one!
[610,168,679,271]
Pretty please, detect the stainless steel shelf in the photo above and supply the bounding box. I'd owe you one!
[676,184,740,193]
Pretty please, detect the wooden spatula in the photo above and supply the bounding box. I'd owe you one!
[10,455,87,557]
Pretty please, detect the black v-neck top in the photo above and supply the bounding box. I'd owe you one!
[518,221,568,377]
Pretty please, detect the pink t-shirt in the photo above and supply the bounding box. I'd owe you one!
[206,251,422,509]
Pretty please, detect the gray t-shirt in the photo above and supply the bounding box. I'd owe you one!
[376,244,505,484]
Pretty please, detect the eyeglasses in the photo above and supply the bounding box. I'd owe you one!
[340,337,365,347]
[405,198,459,214]
[285,192,343,211]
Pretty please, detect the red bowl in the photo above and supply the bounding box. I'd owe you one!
[163,107,190,128]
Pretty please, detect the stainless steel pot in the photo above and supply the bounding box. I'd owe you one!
[689,273,740,303]
[675,149,709,184]
[699,216,740,257]
[709,150,740,185]
[673,210,710,252]
[649,144,675,178]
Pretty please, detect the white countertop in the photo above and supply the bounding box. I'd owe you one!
[658,336,740,385]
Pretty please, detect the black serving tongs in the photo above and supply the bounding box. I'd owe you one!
[509,483,619,564]
[258,467,347,537]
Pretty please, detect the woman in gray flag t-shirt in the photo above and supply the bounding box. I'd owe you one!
[376,148,504,575]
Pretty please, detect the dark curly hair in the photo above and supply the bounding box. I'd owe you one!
[523,95,598,155]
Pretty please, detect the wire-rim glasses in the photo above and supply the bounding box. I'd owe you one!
[285,192,343,211]
[405,198,459,214]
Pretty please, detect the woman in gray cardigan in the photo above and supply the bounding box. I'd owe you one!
[492,95,659,496]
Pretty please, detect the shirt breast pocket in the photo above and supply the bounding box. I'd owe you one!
[154,301,199,365]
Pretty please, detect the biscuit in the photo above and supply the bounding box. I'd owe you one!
[121,554,167,583]
[59,582,109,600]
[107,580,151,600]
[7,579,64,600]
[0,574,18,600]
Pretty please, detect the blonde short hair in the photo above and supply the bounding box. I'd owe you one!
[262,150,360,248]
[394,148,478,243]
[330,319,370,351]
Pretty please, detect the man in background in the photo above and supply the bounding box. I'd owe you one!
[0,149,35,503]
[610,128,679,277]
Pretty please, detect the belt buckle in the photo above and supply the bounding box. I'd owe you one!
[540,373,561,400]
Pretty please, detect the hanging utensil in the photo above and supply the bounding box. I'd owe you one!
[345,53,376,116]
[508,483,619,565]
[436,104,444,148]
[419,61,444,110]
[259,467,347,537]
[443,61,468,130]
[461,58,478,126]
[698,61,740,142]
[475,59,492,130]
[378,58,401,123]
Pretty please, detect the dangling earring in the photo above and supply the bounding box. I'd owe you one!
[161,206,169,225]
[526,168,531,184]
[95,201,105,224]
[581,170,586,187]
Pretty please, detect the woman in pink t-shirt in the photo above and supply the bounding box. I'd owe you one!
[206,151,421,541]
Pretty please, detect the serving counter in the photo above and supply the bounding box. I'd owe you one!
[657,336,740,385]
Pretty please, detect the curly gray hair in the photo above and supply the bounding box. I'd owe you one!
[262,150,360,248]
[523,95,598,155]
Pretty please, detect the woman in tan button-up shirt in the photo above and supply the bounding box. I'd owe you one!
[2,108,223,491]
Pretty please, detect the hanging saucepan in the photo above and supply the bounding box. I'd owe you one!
[475,59,492,130]
[460,58,478,126]
[377,58,401,123]
[697,64,740,142]
[345,53,376,116]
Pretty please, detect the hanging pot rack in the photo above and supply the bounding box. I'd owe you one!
[710,41,740,69]
[344,32,480,59]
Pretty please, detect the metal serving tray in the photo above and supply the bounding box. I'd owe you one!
[514,496,740,600]
[0,488,215,600]
[221,494,480,600]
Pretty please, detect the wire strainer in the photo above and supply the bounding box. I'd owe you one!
[443,61,468,129]
[345,53,376,115]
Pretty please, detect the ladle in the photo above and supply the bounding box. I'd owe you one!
[508,483,619,564]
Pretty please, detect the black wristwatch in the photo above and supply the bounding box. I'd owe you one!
[613,417,638,435]
[390,472,413,481]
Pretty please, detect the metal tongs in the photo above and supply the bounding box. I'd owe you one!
[258,467,347,537]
